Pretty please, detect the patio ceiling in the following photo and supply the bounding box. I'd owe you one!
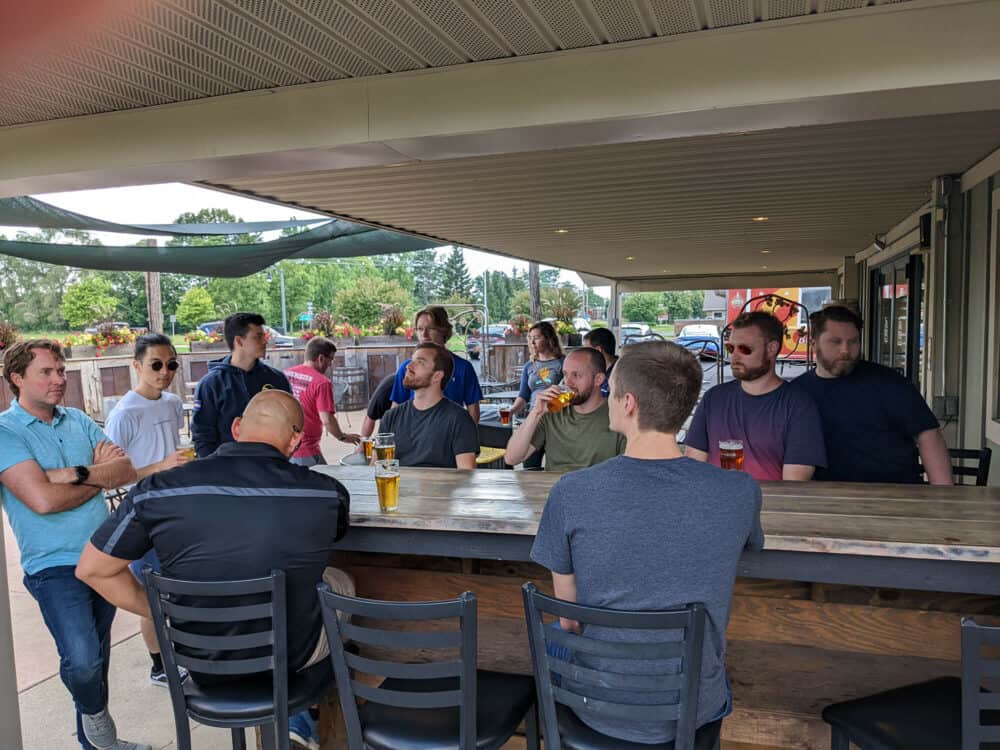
[1,0,918,127]
[205,110,1000,281]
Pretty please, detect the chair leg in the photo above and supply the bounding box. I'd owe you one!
[259,724,280,750]
[830,726,851,750]
[230,727,247,750]
[524,702,540,750]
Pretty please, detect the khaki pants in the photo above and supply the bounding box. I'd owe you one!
[301,567,355,670]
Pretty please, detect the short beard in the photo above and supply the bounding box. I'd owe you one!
[732,361,771,382]
[403,373,431,390]
[817,352,859,377]
[570,385,592,404]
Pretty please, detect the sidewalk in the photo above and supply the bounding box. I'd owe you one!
[8,409,367,748]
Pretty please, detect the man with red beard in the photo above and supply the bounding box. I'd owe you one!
[789,306,951,484]
[686,312,826,481]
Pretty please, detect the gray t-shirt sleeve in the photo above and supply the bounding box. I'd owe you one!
[452,410,480,457]
[746,481,765,551]
[530,480,573,574]
[104,406,135,451]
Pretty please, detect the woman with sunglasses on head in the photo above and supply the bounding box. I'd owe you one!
[104,332,192,687]
[511,321,565,416]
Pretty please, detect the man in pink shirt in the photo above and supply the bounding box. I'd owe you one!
[285,337,360,466]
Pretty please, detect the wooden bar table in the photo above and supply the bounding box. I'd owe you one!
[314,466,1000,749]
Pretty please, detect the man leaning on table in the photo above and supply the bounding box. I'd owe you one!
[531,340,764,745]
[789,305,952,484]
[76,390,352,750]
[504,347,625,471]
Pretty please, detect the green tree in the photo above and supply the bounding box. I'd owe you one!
[333,277,413,326]
[662,290,704,322]
[436,247,473,302]
[97,271,197,327]
[206,274,269,319]
[61,275,119,329]
[165,208,262,247]
[539,268,560,287]
[622,292,664,324]
[510,289,531,317]
[475,270,516,323]
[404,250,441,306]
[175,287,216,328]
[0,254,74,330]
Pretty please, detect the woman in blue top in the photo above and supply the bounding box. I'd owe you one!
[511,321,565,416]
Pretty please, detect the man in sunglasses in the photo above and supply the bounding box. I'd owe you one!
[105,333,192,687]
[685,312,826,481]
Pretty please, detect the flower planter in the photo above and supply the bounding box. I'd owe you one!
[356,335,409,346]
[96,344,134,357]
[190,341,229,352]
[503,335,527,344]
[64,345,97,359]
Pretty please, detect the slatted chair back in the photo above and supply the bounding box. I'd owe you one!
[317,585,479,750]
[950,447,993,486]
[522,582,707,750]
[961,618,1000,749]
[144,569,288,749]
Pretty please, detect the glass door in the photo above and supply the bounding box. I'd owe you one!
[869,254,923,383]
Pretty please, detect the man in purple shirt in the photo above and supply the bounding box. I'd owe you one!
[685,312,826,481]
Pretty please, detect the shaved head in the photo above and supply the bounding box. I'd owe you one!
[232,389,304,457]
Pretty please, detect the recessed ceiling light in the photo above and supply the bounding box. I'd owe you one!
[752,216,769,222]
[661,269,669,273]
[761,264,769,269]
[760,250,772,254]
[625,256,635,261]
[554,228,569,234]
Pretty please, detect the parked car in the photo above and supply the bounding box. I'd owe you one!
[466,324,510,360]
[197,321,296,347]
[573,317,592,333]
[84,321,131,335]
[674,323,721,359]
[621,322,658,343]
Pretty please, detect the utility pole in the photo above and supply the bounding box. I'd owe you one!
[139,239,163,333]
[529,262,541,321]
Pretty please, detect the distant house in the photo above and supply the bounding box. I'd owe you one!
[703,290,727,320]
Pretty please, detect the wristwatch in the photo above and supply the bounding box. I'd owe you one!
[72,465,90,485]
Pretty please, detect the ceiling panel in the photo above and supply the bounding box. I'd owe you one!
[0,0,917,127]
[205,111,1000,282]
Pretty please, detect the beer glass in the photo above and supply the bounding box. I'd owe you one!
[547,385,576,414]
[499,402,512,426]
[719,439,745,471]
[178,438,196,460]
[375,459,400,512]
[375,432,396,461]
[360,436,374,461]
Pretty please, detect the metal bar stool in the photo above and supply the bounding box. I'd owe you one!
[521,583,721,750]
[318,585,539,750]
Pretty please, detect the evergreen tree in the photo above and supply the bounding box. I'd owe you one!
[436,247,474,302]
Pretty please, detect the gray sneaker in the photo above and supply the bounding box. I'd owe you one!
[81,709,151,750]
[81,708,117,750]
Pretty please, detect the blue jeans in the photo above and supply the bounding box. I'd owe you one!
[23,565,116,750]
[290,454,326,467]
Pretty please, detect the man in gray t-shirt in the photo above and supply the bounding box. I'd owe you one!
[379,343,479,469]
[531,341,764,745]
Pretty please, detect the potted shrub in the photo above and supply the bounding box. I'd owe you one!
[92,323,138,357]
[0,319,19,355]
[506,315,531,343]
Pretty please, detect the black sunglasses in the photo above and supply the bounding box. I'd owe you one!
[149,360,180,372]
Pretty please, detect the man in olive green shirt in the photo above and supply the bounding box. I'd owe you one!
[505,348,626,472]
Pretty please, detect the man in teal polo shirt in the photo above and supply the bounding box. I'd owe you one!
[0,340,147,750]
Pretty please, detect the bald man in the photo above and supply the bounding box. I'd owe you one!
[77,390,351,692]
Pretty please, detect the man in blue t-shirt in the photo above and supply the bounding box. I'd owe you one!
[390,306,482,422]
[789,306,952,484]
[583,327,618,398]
[685,312,826,481]
[531,341,763,746]
[0,340,145,750]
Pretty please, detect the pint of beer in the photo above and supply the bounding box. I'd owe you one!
[719,439,744,471]
[360,437,374,461]
[375,459,400,512]
[179,438,196,460]
[499,402,512,425]
[375,432,396,461]
[547,389,576,413]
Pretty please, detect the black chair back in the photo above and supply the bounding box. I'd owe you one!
[950,447,993,486]
[521,582,707,750]
[961,618,1000,749]
[317,584,479,750]
[144,568,289,750]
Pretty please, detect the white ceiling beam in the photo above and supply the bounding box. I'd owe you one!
[0,0,998,198]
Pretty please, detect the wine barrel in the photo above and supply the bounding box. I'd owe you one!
[333,366,369,411]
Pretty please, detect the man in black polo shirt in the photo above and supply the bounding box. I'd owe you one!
[76,390,350,749]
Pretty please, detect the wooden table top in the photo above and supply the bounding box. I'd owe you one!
[313,465,1000,564]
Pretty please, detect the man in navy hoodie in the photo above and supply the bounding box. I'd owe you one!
[192,312,291,457]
